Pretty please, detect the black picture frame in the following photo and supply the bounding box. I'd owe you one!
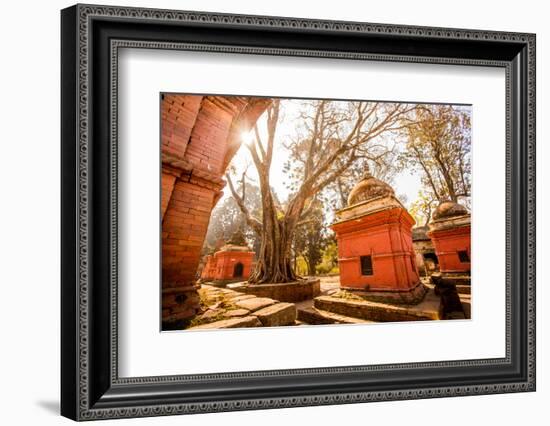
[61,3,536,421]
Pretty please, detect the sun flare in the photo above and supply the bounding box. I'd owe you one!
[240,130,255,146]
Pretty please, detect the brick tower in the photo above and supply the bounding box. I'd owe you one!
[161,95,270,327]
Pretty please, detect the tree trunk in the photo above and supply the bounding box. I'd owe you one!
[249,215,298,284]
[306,257,317,277]
[247,166,310,283]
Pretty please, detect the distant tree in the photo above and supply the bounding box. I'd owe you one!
[204,180,262,253]
[316,232,339,275]
[400,105,471,204]
[228,99,416,283]
[285,125,400,211]
[409,189,438,226]
[292,199,326,276]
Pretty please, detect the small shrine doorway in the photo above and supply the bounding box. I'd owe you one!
[233,262,244,278]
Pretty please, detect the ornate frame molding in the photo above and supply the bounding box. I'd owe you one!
[61,4,535,421]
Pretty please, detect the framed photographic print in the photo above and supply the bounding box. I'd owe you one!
[61,3,536,421]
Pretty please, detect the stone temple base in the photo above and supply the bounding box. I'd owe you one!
[313,290,441,322]
[229,278,321,303]
[162,284,201,330]
[339,282,428,305]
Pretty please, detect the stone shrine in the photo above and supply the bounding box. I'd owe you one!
[200,245,255,284]
[427,201,471,286]
[412,225,439,276]
[330,172,424,303]
[200,229,255,284]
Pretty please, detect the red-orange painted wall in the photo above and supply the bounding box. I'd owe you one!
[201,250,255,281]
[331,207,419,292]
[201,255,216,280]
[428,226,471,274]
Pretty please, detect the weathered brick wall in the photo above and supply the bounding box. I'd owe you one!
[162,179,216,283]
[161,94,202,157]
[161,95,271,327]
[161,169,177,219]
[183,97,240,174]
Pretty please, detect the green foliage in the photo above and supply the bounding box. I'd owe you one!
[292,198,328,276]
[294,256,309,276]
[315,236,339,275]
[315,263,339,275]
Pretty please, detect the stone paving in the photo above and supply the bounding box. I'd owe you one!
[189,276,469,330]
[188,285,297,330]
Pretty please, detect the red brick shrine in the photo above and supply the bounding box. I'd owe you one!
[331,172,424,303]
[427,201,471,279]
[200,244,255,283]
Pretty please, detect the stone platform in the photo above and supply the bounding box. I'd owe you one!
[297,306,375,325]
[308,288,443,323]
[339,282,428,305]
[228,278,321,303]
[185,279,468,329]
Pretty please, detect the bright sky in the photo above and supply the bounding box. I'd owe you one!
[221,99,424,210]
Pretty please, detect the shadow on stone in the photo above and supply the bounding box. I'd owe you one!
[431,273,467,319]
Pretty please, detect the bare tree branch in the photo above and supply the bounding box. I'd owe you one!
[225,173,262,234]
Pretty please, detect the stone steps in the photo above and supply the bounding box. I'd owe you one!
[297,306,374,325]
[313,294,441,322]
